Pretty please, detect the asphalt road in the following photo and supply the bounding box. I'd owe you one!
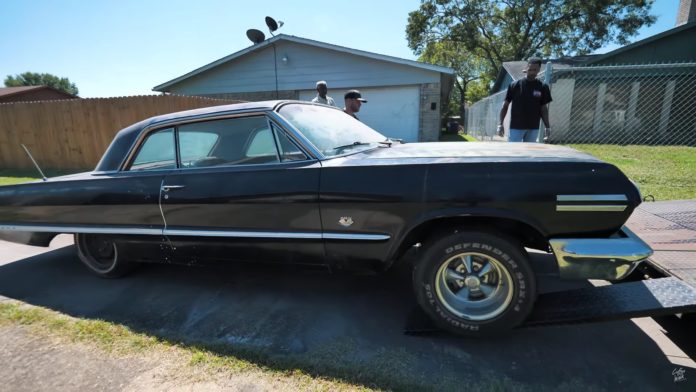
[1,235,695,391]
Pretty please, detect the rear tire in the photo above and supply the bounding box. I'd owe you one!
[413,230,536,337]
[75,234,134,278]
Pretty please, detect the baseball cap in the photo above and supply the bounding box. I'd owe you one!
[344,90,367,102]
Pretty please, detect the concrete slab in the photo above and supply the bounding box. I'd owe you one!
[628,199,696,286]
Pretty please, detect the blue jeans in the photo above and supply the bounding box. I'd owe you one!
[509,128,540,143]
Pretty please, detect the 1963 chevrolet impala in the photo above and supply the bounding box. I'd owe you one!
[0,101,653,336]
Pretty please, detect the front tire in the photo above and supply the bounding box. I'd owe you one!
[413,230,536,337]
[75,234,134,278]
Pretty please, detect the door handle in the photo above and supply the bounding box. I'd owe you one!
[162,185,186,192]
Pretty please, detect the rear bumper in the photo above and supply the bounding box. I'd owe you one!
[549,226,653,281]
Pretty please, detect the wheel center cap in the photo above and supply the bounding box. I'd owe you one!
[464,276,480,289]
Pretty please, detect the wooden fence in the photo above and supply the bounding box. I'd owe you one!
[0,95,240,170]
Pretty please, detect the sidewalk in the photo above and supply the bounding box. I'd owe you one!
[627,199,696,286]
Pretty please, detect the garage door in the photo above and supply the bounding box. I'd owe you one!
[298,86,420,142]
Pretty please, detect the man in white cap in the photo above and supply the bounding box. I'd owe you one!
[311,80,337,107]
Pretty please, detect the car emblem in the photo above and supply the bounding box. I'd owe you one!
[338,216,354,227]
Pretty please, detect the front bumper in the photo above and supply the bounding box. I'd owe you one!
[549,226,653,281]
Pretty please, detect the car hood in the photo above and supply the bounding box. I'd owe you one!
[334,142,601,164]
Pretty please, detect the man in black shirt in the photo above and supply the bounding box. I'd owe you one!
[498,58,552,142]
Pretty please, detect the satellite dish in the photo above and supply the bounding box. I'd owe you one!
[246,29,266,44]
[265,16,284,35]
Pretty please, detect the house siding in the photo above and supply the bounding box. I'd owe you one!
[200,90,299,101]
[168,41,440,95]
[593,27,696,65]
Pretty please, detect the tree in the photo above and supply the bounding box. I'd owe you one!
[419,41,487,130]
[4,72,79,96]
[407,0,656,82]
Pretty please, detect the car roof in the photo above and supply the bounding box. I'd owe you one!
[95,100,311,172]
[148,99,282,125]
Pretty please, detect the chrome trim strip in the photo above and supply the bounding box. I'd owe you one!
[164,229,322,239]
[0,224,162,235]
[556,205,627,212]
[0,224,391,241]
[557,194,627,202]
[164,229,390,241]
[323,233,391,241]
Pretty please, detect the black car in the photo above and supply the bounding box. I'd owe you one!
[0,101,653,336]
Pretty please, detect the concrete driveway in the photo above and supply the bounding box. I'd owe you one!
[1,235,694,390]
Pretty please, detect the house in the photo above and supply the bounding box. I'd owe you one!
[0,86,77,103]
[492,17,696,95]
[153,34,455,142]
[475,16,696,145]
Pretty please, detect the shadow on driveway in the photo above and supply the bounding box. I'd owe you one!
[0,245,692,390]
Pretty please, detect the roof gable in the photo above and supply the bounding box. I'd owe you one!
[154,34,454,92]
[588,21,696,64]
[0,85,77,100]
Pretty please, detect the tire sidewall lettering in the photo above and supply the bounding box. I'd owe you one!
[415,233,536,336]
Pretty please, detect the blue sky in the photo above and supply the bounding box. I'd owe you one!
[0,0,680,98]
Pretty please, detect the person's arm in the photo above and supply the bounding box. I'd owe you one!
[541,104,550,128]
[541,104,551,140]
[498,101,510,136]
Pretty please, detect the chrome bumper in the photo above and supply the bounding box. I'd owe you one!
[549,226,653,281]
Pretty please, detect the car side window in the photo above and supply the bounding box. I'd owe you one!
[179,132,219,163]
[177,116,279,168]
[130,128,176,171]
[245,127,276,157]
[272,123,307,162]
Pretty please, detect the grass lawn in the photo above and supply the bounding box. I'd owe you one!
[571,145,696,201]
[439,132,478,142]
[0,169,78,186]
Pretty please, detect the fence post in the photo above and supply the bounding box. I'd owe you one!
[540,61,553,142]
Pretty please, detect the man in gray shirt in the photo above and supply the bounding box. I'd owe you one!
[311,80,337,107]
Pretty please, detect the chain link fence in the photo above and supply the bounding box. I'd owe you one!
[465,62,696,201]
[466,62,696,146]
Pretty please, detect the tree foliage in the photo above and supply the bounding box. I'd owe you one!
[419,41,488,119]
[4,72,79,96]
[407,0,656,82]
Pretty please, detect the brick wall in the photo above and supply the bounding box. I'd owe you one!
[419,83,441,142]
[678,0,696,25]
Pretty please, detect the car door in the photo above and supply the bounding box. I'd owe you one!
[90,126,177,262]
[160,113,324,265]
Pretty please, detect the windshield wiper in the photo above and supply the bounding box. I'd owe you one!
[378,138,404,147]
[332,141,371,152]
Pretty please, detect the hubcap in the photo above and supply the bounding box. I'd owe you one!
[434,252,514,321]
[82,235,118,270]
[464,276,480,289]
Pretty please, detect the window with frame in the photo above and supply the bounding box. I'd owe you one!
[130,128,176,171]
[177,116,282,168]
[271,123,307,162]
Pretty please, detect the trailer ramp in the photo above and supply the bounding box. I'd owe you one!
[405,277,696,334]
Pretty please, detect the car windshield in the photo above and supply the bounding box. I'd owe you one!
[278,103,387,158]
